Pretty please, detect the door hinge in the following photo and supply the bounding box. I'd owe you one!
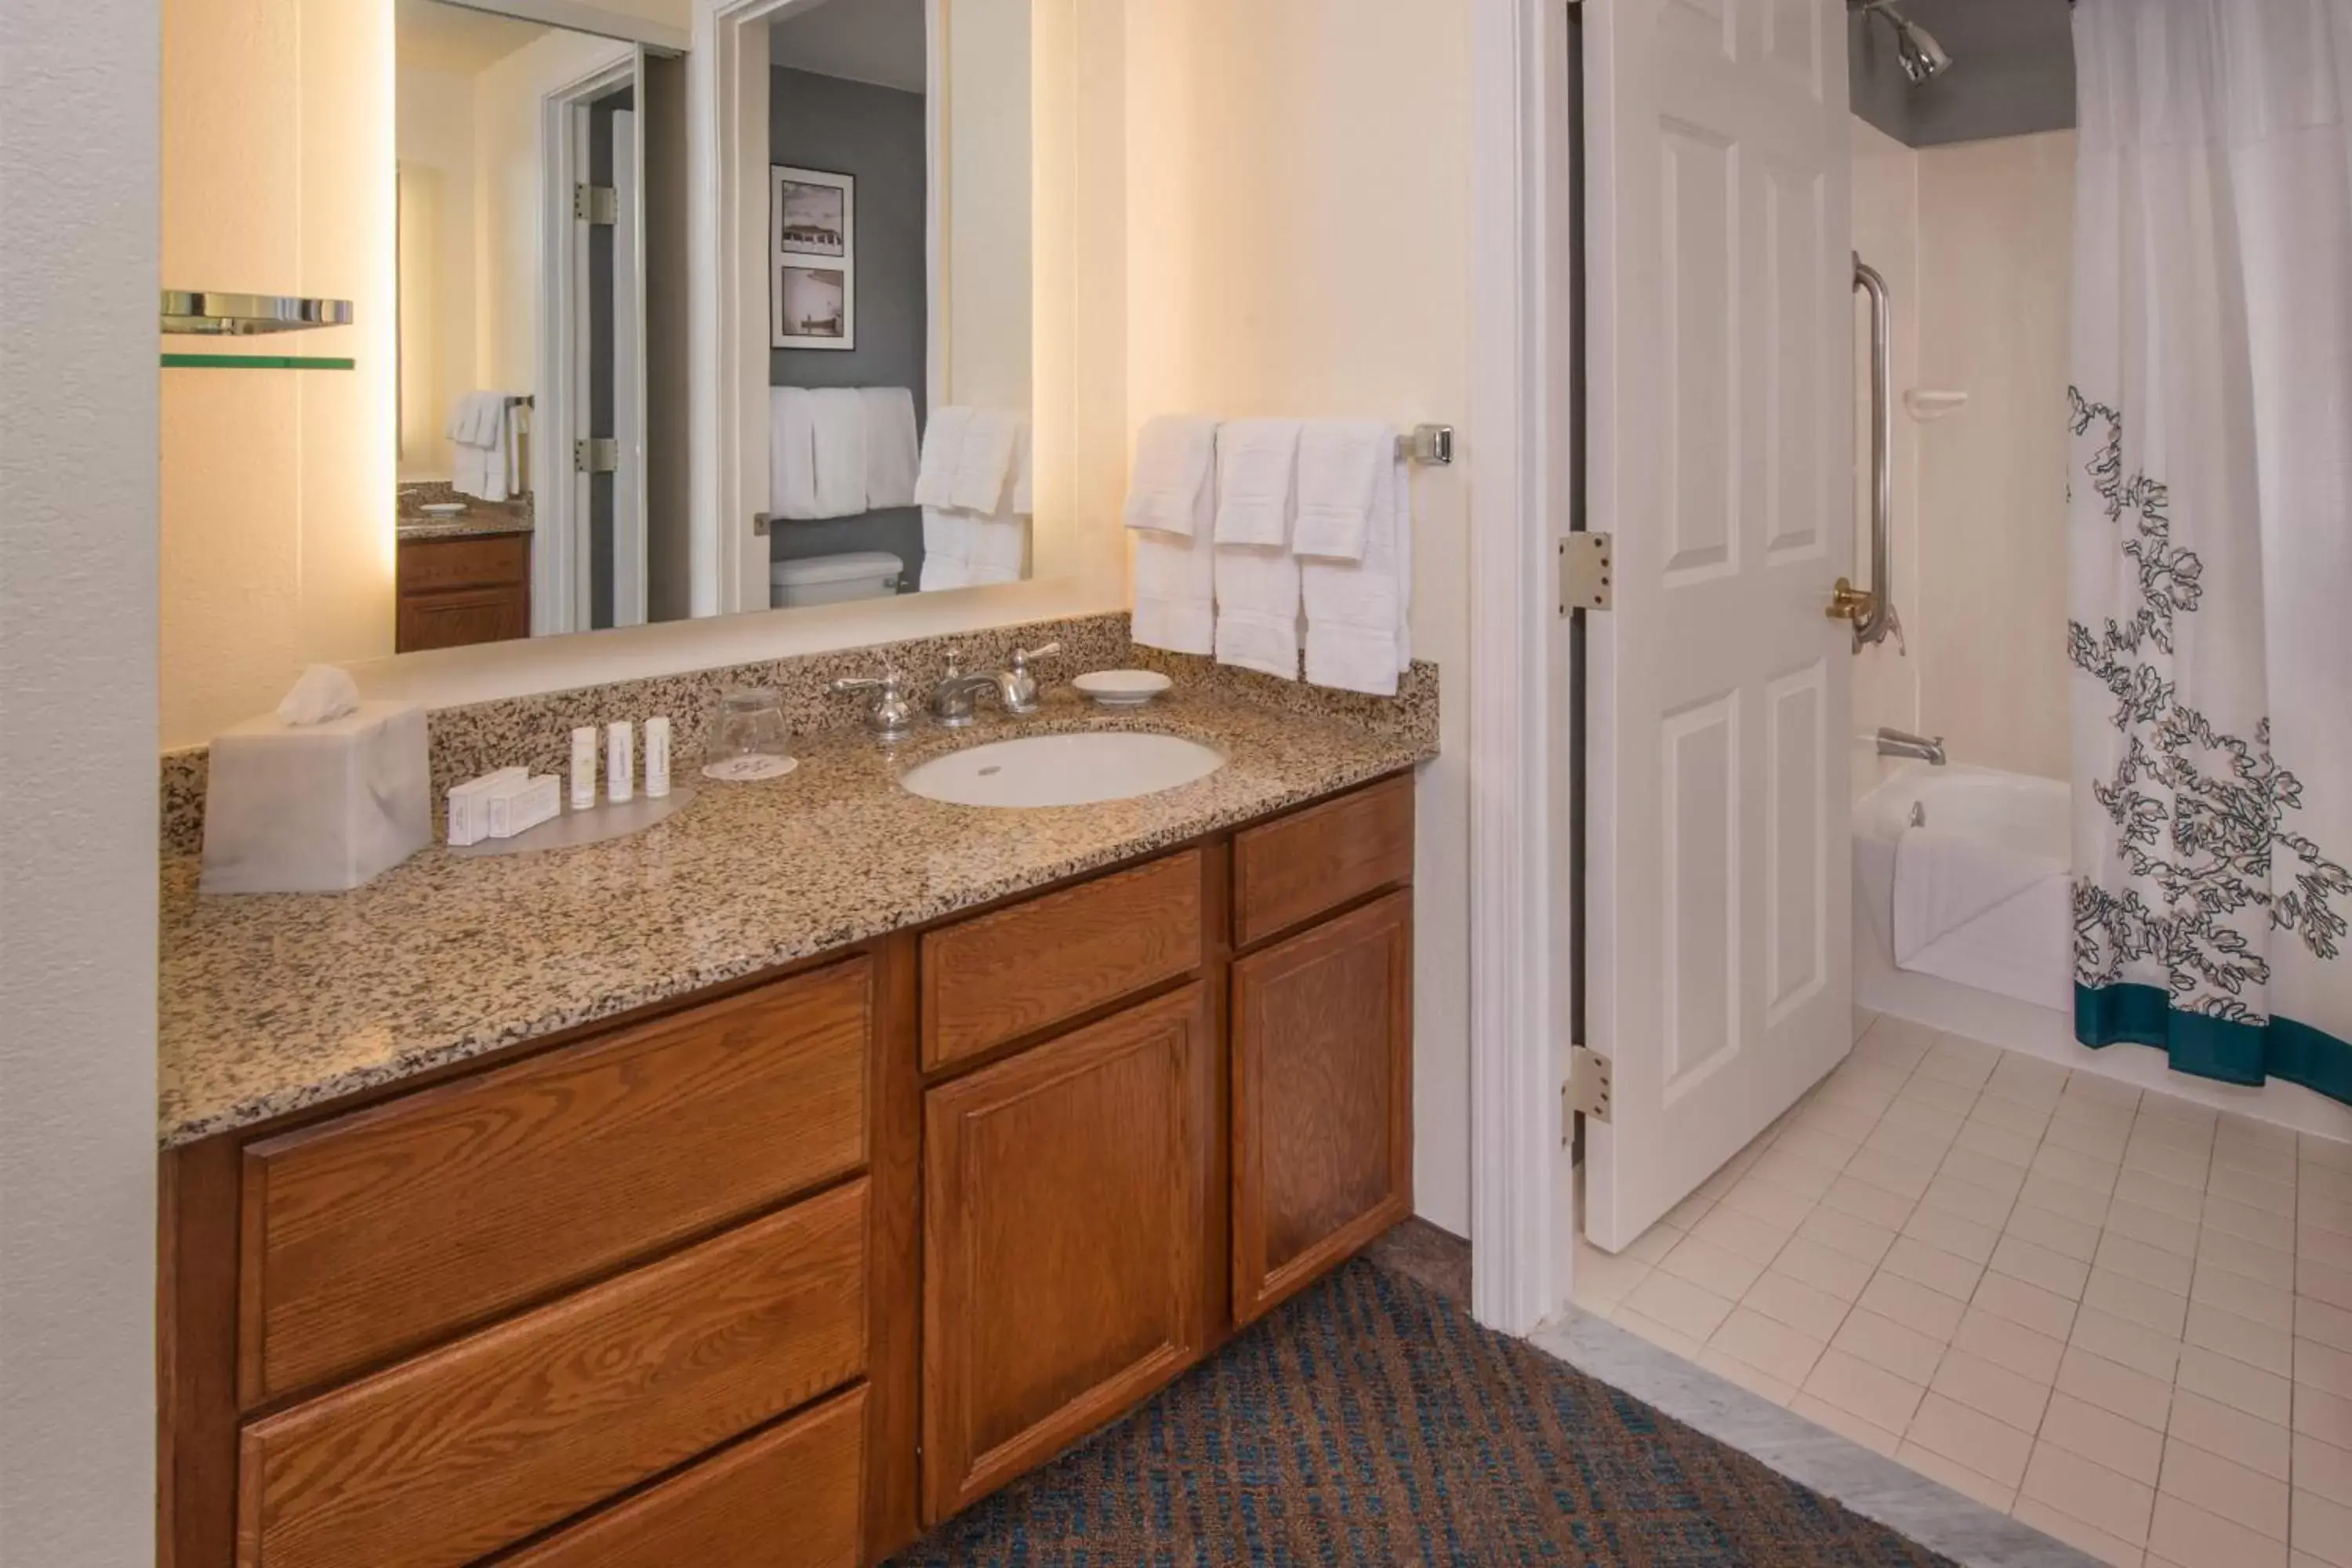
[574,437,619,474]
[1559,532,1614,615]
[1563,1045,1613,1135]
[575,182,619,225]
[751,511,771,537]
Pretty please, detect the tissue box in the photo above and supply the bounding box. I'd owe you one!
[200,701,431,895]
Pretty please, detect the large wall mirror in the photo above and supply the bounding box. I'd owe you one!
[159,0,1077,750]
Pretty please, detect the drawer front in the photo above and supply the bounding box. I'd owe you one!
[502,1386,866,1568]
[921,850,1202,1071]
[397,532,529,593]
[1232,775,1414,948]
[238,1181,869,1568]
[240,959,871,1404]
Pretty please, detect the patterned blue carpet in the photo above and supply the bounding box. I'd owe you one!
[893,1258,1955,1566]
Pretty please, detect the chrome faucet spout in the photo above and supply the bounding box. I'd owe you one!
[1876,726,1947,766]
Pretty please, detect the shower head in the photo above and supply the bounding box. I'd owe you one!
[1853,0,1954,85]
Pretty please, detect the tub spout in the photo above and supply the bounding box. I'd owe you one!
[1878,727,1947,766]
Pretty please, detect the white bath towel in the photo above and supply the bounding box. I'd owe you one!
[1125,416,1220,537]
[920,508,971,590]
[808,387,869,519]
[914,405,971,510]
[446,392,521,502]
[1292,421,1391,561]
[1214,419,1302,546]
[1301,455,1413,695]
[1893,826,2064,969]
[862,387,920,510]
[769,387,820,520]
[951,409,1022,514]
[1125,416,1219,655]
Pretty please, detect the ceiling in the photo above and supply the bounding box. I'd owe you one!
[397,0,546,78]
[769,0,928,94]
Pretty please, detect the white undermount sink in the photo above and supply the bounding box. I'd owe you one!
[898,731,1226,808]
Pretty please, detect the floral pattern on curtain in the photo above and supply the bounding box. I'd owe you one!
[2067,0,2352,1107]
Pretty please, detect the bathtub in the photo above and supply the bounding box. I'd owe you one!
[1853,763,2351,1139]
[1854,764,2072,1017]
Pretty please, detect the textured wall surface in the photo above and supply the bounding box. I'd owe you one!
[0,0,162,1560]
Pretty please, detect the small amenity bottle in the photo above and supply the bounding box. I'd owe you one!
[607,720,634,805]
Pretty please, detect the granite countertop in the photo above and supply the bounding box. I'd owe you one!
[158,687,1433,1148]
[397,503,535,543]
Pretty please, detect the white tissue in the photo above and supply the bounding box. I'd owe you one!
[276,665,361,728]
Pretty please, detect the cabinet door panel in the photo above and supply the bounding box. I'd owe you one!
[921,985,1210,1521]
[1232,891,1413,1323]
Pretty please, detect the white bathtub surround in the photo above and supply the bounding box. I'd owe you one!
[1869,768,2071,1014]
[2067,0,2352,1111]
[1573,1010,2352,1566]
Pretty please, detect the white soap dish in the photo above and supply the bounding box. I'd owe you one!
[1073,670,1174,709]
[419,502,469,517]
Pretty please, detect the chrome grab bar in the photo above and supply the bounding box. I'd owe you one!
[1833,252,1903,652]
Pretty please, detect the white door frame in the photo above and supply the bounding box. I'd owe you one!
[1466,0,1580,1334]
[691,0,950,619]
[538,51,639,634]
[610,100,648,628]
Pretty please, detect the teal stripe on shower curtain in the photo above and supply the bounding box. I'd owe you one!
[2077,983,2352,1106]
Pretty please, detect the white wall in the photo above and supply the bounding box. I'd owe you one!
[1917,130,2074,783]
[1846,122,2075,789]
[1849,117,1923,798]
[1122,0,1473,1235]
[397,64,481,481]
[945,0,1033,412]
[0,1,160,1561]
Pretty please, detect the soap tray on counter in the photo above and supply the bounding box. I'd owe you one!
[448,789,696,859]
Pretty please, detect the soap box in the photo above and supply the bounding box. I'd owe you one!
[200,701,431,895]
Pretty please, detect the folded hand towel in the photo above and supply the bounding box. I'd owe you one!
[862,387,920,510]
[950,409,1022,514]
[1124,416,1219,538]
[1293,420,1390,561]
[914,405,971,510]
[1214,544,1301,680]
[769,388,821,520]
[1301,454,1411,695]
[1214,419,1303,546]
[808,387,869,518]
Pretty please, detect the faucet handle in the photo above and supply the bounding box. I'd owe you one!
[831,671,917,739]
[1010,641,1060,671]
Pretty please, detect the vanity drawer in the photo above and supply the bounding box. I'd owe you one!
[501,1386,866,1568]
[237,1181,869,1568]
[396,532,529,593]
[238,958,871,1404]
[1232,775,1414,948]
[921,850,1203,1071]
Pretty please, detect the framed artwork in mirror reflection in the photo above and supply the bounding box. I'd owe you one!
[772,165,855,350]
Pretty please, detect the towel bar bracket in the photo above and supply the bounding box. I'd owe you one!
[1398,423,1454,466]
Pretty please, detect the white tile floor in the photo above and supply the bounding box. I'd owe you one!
[1571,1011,2352,1568]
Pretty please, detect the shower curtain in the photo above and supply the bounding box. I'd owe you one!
[2068,0,2352,1105]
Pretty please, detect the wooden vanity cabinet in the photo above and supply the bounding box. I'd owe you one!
[395,534,531,652]
[162,771,1415,1568]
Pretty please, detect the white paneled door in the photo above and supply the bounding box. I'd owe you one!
[1583,0,1857,1250]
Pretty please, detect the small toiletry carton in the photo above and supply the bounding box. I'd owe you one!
[200,702,430,894]
[448,768,528,848]
[485,775,562,840]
